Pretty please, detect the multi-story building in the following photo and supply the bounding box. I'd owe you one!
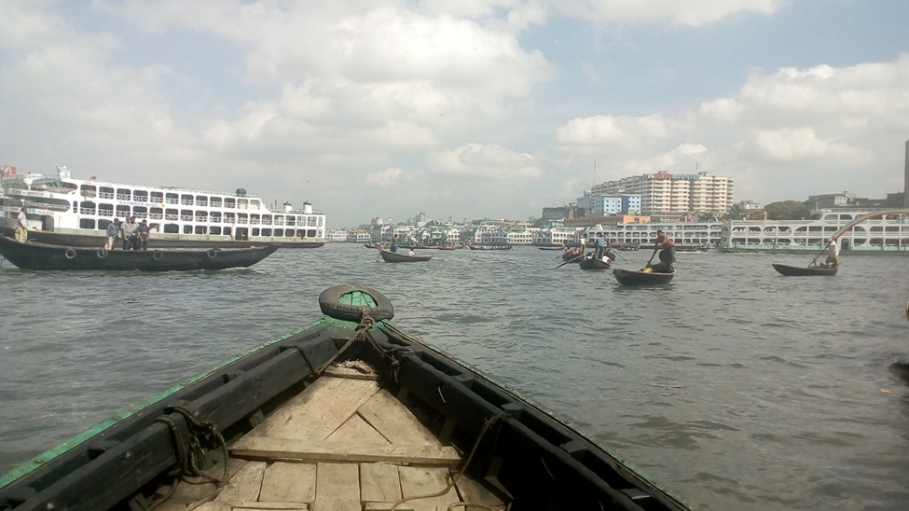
[592,171,733,219]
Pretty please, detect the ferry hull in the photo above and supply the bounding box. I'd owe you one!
[0,228,324,249]
[720,246,909,255]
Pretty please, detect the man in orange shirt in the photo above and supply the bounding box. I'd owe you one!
[650,229,675,272]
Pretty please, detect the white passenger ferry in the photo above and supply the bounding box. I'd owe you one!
[0,166,326,248]
[720,209,909,254]
[585,221,723,247]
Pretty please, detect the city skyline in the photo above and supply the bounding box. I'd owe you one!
[2,1,908,228]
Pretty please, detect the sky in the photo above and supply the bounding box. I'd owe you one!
[2,0,908,228]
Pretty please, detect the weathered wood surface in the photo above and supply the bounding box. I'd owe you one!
[313,463,360,511]
[156,458,248,511]
[233,504,310,510]
[245,377,380,441]
[216,461,267,504]
[455,475,507,510]
[359,463,402,503]
[259,462,317,503]
[232,438,461,466]
[398,466,460,509]
[324,414,389,445]
[357,390,441,446]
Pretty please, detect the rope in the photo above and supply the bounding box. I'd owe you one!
[151,405,230,509]
[391,414,507,510]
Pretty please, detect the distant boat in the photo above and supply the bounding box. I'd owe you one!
[0,236,276,271]
[613,267,675,286]
[467,245,512,251]
[538,247,564,251]
[771,263,838,276]
[378,250,432,263]
[579,256,612,270]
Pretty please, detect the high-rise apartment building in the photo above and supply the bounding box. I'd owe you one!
[591,171,733,218]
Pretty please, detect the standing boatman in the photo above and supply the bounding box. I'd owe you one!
[594,233,606,260]
[649,229,675,272]
[824,237,840,268]
[15,206,28,243]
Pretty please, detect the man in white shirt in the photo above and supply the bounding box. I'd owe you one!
[824,238,840,267]
[15,207,28,243]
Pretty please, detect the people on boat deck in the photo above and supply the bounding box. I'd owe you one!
[105,218,121,250]
[390,235,399,253]
[408,248,415,256]
[137,220,151,251]
[823,237,840,267]
[650,229,676,272]
[121,216,139,250]
[578,234,587,254]
[15,206,28,243]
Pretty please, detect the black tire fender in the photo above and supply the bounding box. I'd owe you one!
[152,250,164,261]
[318,284,394,322]
[64,248,77,260]
[96,248,109,259]
[206,248,218,259]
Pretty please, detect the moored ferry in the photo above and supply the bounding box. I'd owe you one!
[720,209,909,254]
[585,221,723,248]
[0,166,326,249]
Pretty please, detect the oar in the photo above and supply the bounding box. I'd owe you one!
[555,252,585,269]
[375,250,382,262]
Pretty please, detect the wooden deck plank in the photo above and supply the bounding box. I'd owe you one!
[246,377,381,441]
[193,503,231,511]
[231,438,460,466]
[313,463,360,511]
[322,365,378,381]
[259,462,317,503]
[357,390,441,446]
[455,475,506,510]
[324,414,389,445]
[158,458,248,511]
[398,466,460,508]
[359,463,402,503]
[233,503,309,510]
[215,461,267,504]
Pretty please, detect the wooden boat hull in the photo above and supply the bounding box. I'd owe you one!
[579,256,612,270]
[0,227,322,249]
[613,268,675,286]
[0,236,277,271]
[538,247,564,251]
[772,263,838,276]
[0,285,691,511]
[379,250,432,262]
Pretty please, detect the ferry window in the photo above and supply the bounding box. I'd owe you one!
[98,204,114,217]
[296,229,306,237]
[81,185,96,197]
[166,193,179,204]
[224,212,235,223]
[286,216,296,226]
[252,228,260,236]
[149,223,160,232]
[210,226,221,235]
[133,206,147,219]
[150,207,163,220]
[164,224,179,233]
[210,197,222,208]
[285,230,295,238]
[195,211,208,222]
[116,188,131,200]
[80,202,97,214]
[99,187,114,199]
[238,199,248,209]
[224,198,235,209]
[99,219,112,230]
[308,216,317,226]
[196,196,208,207]
[263,215,272,225]
[824,214,838,220]
[181,194,194,205]
[262,228,272,236]
[183,225,193,234]
[307,229,316,238]
[237,213,248,223]
[151,191,164,203]
[116,205,130,218]
[274,229,284,237]
[195,226,207,235]
[80,219,96,229]
[840,214,853,220]
[210,212,222,223]
[134,190,149,202]
[165,209,178,220]
[886,226,899,232]
[274,216,284,225]
[223,227,232,236]
[871,226,883,232]
[181,210,193,221]
[250,214,260,224]
[250,200,260,208]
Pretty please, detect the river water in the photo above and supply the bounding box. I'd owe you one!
[1,244,908,510]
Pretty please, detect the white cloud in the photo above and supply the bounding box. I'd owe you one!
[365,167,405,188]
[428,143,544,180]
[551,0,783,26]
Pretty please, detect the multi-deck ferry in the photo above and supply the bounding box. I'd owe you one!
[720,209,909,254]
[0,166,325,249]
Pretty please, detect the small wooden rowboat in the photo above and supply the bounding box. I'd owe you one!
[467,245,512,251]
[0,285,692,511]
[613,268,675,286]
[538,246,564,251]
[579,256,612,270]
[379,250,432,263]
[772,263,838,276]
[0,236,276,271]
